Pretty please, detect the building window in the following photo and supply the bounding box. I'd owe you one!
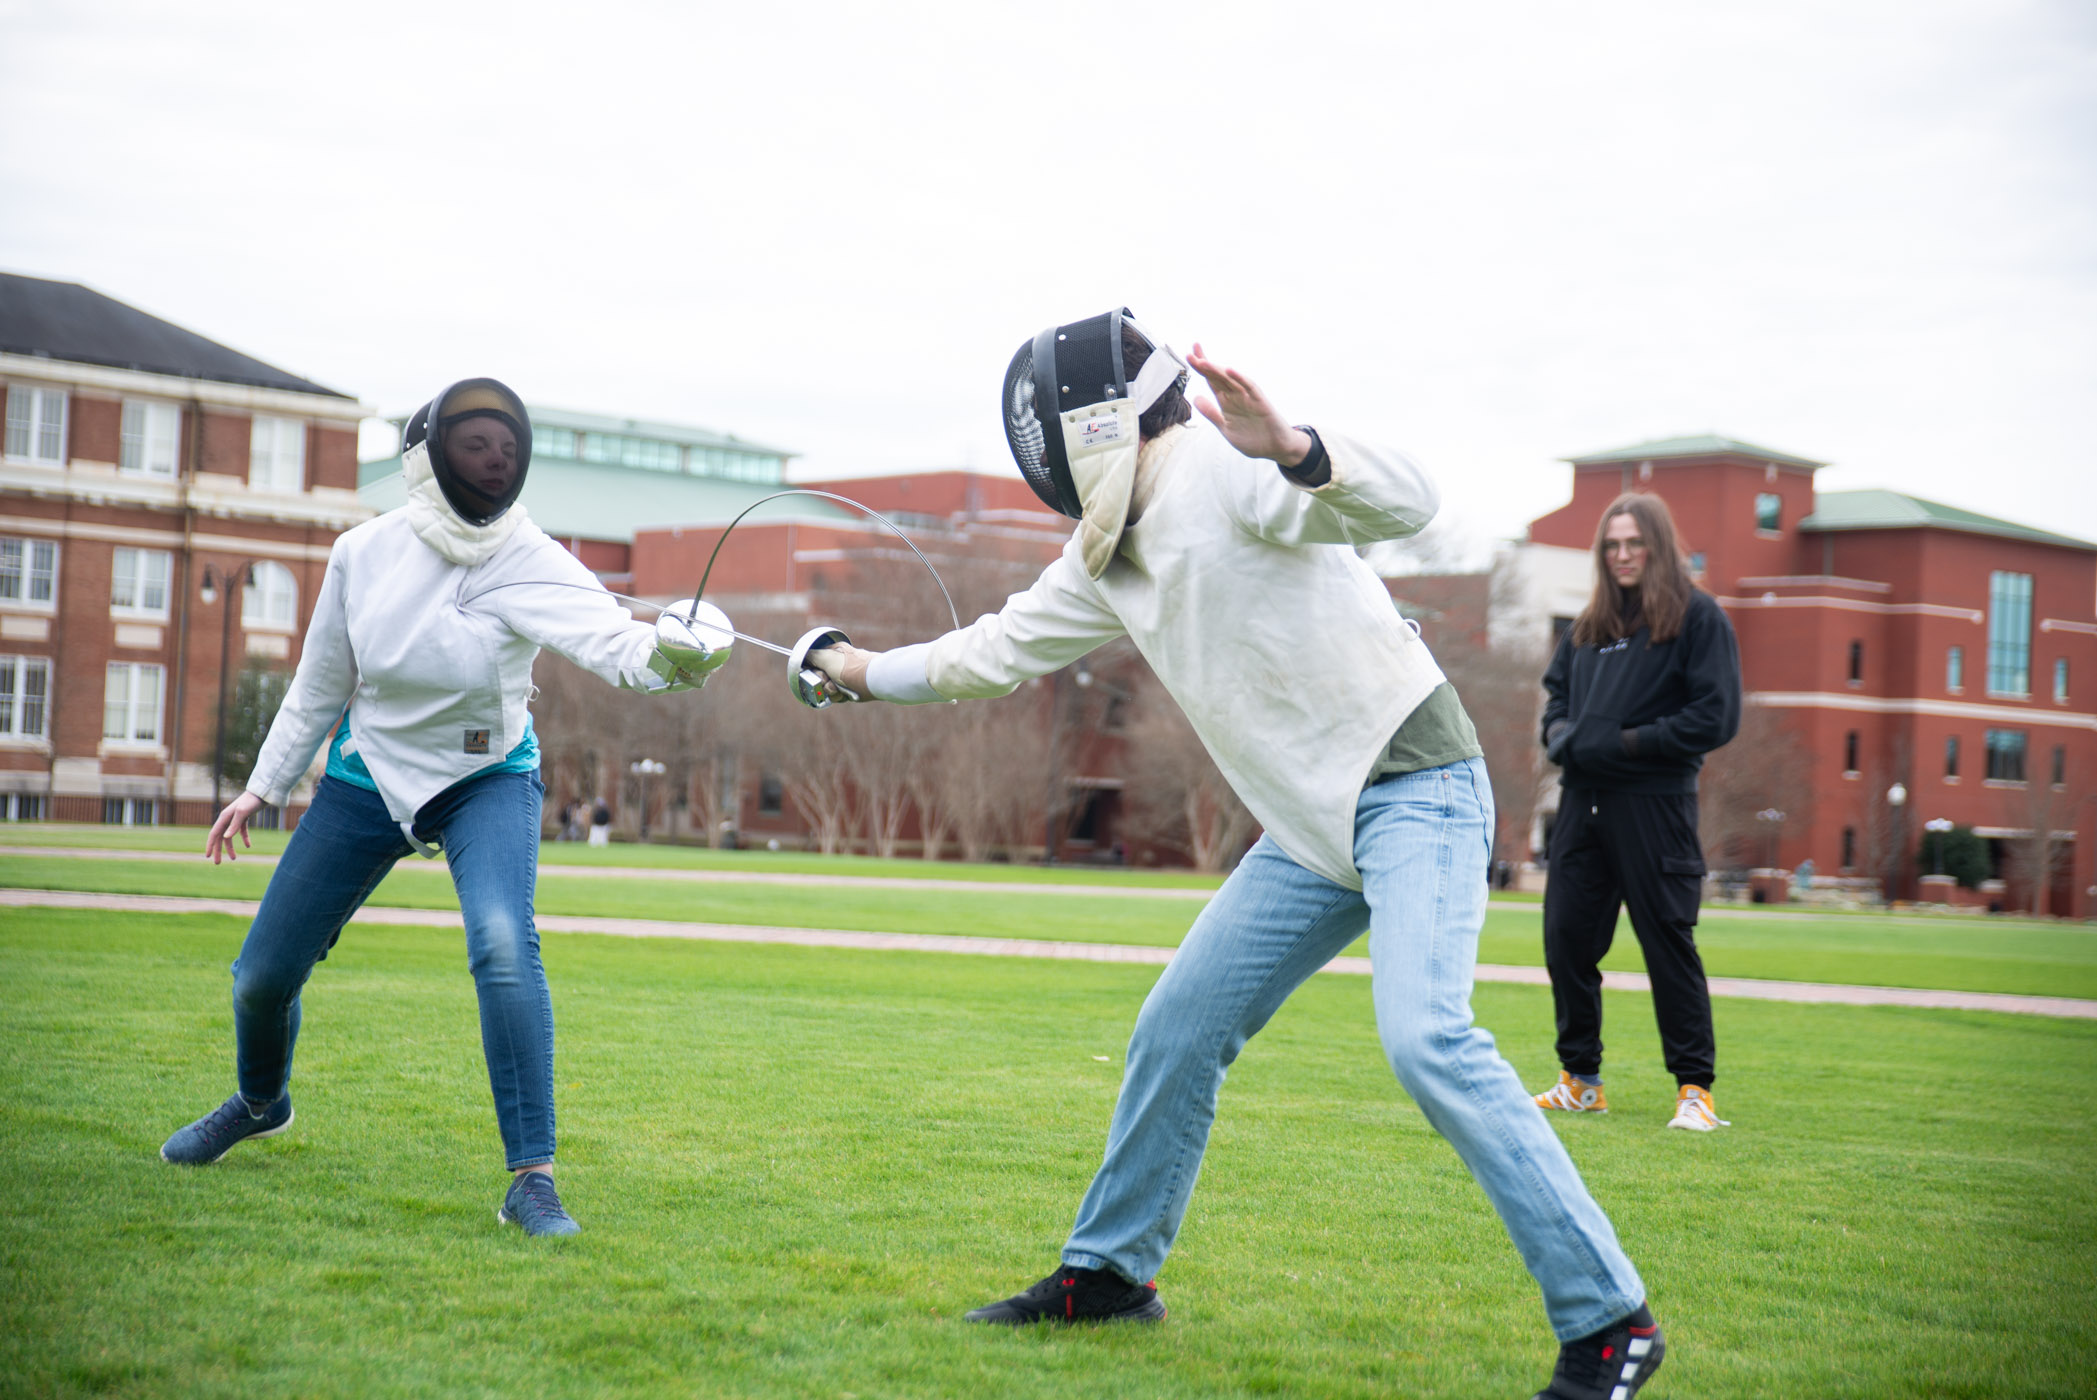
[3,793,46,821]
[1847,640,1864,684]
[1841,826,1856,868]
[1754,493,1781,531]
[102,797,158,826]
[1986,571,2033,696]
[1946,645,1964,692]
[110,548,172,619]
[103,662,164,744]
[0,655,50,739]
[5,386,67,464]
[536,427,576,459]
[242,561,299,631]
[0,537,58,609]
[1944,735,1959,779]
[1844,731,1859,773]
[250,416,306,493]
[2052,745,2067,788]
[2056,658,2069,704]
[758,771,784,816]
[1984,728,2027,783]
[120,401,181,477]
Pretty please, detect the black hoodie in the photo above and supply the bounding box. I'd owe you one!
[1541,590,1742,794]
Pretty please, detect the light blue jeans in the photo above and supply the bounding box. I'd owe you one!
[1062,758,1645,1341]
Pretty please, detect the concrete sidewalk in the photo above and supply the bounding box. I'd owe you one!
[6,886,2092,1021]
[0,846,2027,926]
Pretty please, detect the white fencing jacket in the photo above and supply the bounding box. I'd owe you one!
[870,420,1446,890]
[247,511,673,830]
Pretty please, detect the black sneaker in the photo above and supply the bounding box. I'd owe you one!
[498,1171,581,1237]
[160,1091,294,1165]
[964,1265,1166,1325]
[1535,1304,1665,1400]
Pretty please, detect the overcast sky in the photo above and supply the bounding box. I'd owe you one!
[3,0,2092,553]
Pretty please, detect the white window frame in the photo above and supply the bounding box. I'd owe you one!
[242,560,299,632]
[0,536,59,612]
[110,547,173,621]
[119,399,182,478]
[5,385,68,465]
[0,654,51,740]
[249,415,306,494]
[103,661,164,746]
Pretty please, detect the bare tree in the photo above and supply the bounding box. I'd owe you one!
[1696,703,1816,872]
[1116,669,1259,873]
[2005,758,2086,915]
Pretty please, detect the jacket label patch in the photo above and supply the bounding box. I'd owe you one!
[464,729,490,755]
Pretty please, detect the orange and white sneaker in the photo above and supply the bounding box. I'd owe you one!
[1667,1084,1730,1131]
[1534,1072,1607,1113]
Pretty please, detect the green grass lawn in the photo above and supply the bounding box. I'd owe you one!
[7,851,2097,1000]
[2,909,2093,1399]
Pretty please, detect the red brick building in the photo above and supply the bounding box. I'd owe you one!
[1523,435,2096,916]
[0,273,372,825]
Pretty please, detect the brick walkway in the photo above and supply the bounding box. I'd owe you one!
[5,886,2091,1021]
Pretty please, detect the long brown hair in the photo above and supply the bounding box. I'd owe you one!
[1570,491,1696,646]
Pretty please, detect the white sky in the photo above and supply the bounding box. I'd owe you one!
[3,0,2092,552]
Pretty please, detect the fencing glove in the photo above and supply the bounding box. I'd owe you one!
[807,643,877,700]
[649,599,733,690]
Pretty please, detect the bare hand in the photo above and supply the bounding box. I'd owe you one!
[206,792,266,864]
[1187,342,1313,467]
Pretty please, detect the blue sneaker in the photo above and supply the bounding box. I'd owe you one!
[498,1171,581,1237]
[160,1091,294,1165]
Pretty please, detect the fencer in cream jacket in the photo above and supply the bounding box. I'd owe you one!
[866,419,1446,890]
[245,511,676,835]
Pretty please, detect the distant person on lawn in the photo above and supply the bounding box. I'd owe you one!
[158,379,717,1236]
[1535,491,1741,1131]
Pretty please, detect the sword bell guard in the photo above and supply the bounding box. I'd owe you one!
[788,624,858,708]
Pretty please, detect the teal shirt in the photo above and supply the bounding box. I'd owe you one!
[326,712,541,792]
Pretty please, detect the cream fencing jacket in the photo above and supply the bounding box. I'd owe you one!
[247,510,673,830]
[871,420,1445,890]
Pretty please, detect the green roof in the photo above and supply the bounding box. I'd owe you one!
[356,457,854,544]
[1564,434,1827,470]
[1799,489,2095,551]
[525,405,795,457]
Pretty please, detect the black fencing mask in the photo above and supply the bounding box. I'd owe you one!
[403,378,533,526]
[1002,308,1186,521]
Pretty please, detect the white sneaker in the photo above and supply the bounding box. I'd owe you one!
[1667,1085,1730,1131]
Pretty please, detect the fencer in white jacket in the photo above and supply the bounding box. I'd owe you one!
[160,380,718,1239]
[813,334,1663,1394]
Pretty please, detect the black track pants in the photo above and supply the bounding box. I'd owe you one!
[1542,789,1716,1087]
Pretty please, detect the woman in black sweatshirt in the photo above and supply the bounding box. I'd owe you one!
[1535,491,1741,1131]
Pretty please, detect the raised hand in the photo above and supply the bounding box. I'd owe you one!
[1186,342,1314,467]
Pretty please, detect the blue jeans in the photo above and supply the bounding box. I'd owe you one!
[230,772,555,1169]
[1062,758,1645,1341]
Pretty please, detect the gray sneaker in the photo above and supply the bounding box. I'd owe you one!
[498,1172,581,1237]
[161,1092,294,1165]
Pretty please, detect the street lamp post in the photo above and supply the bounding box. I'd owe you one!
[1886,781,1908,904]
[1754,808,1785,871]
[1040,666,1093,864]
[1925,816,1954,877]
[198,561,257,816]
[629,758,665,842]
